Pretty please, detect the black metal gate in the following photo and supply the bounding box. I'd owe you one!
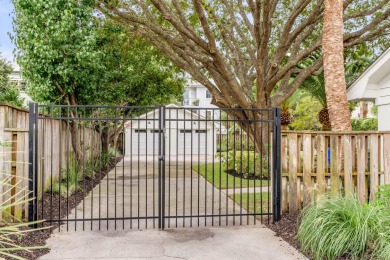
[28,103,281,230]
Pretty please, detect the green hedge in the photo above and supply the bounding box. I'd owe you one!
[219,151,269,179]
[351,118,378,131]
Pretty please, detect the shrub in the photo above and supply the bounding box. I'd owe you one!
[351,118,378,131]
[372,224,390,260]
[49,146,121,197]
[297,195,381,260]
[371,185,390,260]
[219,151,269,179]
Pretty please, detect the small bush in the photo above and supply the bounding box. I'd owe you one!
[371,185,390,260]
[351,118,378,131]
[297,196,381,260]
[219,151,269,179]
[373,224,390,260]
[49,146,121,197]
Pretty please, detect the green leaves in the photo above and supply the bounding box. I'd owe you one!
[12,0,184,107]
[0,52,24,107]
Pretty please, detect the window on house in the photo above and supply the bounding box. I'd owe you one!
[183,99,190,106]
[206,90,212,98]
[183,90,190,99]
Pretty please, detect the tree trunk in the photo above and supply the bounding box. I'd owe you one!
[69,120,84,170]
[323,0,352,131]
[227,109,272,155]
[360,101,368,118]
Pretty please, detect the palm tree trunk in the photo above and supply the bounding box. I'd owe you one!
[323,0,352,131]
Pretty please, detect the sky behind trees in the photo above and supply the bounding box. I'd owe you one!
[0,0,18,69]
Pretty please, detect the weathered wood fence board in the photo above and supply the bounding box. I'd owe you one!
[281,130,390,213]
[0,103,100,221]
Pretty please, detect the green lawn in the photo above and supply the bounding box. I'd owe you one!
[229,192,270,214]
[193,162,269,189]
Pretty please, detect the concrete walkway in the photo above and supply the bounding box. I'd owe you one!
[40,156,306,259]
[57,155,259,231]
[41,226,306,260]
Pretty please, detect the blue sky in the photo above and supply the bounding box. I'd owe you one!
[0,0,18,69]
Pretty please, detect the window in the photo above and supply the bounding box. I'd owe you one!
[183,99,190,106]
[135,129,147,133]
[180,130,192,133]
[195,130,207,133]
[206,90,212,98]
[183,90,190,99]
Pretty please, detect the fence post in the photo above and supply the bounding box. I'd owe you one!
[272,107,281,222]
[28,102,38,227]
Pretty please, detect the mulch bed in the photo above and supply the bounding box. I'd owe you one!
[266,213,303,253]
[266,213,355,260]
[4,156,122,260]
[225,169,268,181]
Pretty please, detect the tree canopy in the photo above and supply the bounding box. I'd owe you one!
[0,51,24,107]
[95,0,389,110]
[11,0,185,107]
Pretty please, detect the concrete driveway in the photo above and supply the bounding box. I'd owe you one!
[40,155,306,259]
[57,155,264,230]
[41,226,306,260]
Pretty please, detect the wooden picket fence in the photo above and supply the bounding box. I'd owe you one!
[0,103,99,221]
[281,130,390,213]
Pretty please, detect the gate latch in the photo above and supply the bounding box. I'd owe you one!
[159,156,165,161]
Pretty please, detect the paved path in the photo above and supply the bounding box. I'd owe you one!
[57,156,258,231]
[40,156,306,259]
[41,226,306,260]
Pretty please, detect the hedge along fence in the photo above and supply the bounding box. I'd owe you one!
[281,130,390,214]
[0,103,100,221]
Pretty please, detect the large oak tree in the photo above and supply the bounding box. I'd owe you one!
[96,0,389,125]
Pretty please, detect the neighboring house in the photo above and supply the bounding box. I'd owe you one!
[350,101,375,119]
[347,48,390,130]
[9,70,32,105]
[124,104,216,156]
[182,77,219,119]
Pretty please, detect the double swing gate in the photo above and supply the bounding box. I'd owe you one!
[28,103,281,231]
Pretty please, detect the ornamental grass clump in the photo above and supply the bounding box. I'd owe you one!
[1,174,47,259]
[297,195,381,260]
[371,185,390,260]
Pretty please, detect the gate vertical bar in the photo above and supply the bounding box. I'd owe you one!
[272,107,282,222]
[158,106,166,229]
[161,106,166,230]
[28,102,38,227]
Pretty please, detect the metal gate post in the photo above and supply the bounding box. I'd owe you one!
[272,107,282,222]
[158,106,166,229]
[28,102,38,227]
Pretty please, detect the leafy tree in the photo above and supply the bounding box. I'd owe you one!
[289,94,322,131]
[11,0,185,164]
[296,43,376,130]
[0,51,24,107]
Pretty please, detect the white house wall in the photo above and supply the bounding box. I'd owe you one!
[347,48,390,130]
[124,107,216,155]
[378,71,390,131]
[377,106,390,131]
